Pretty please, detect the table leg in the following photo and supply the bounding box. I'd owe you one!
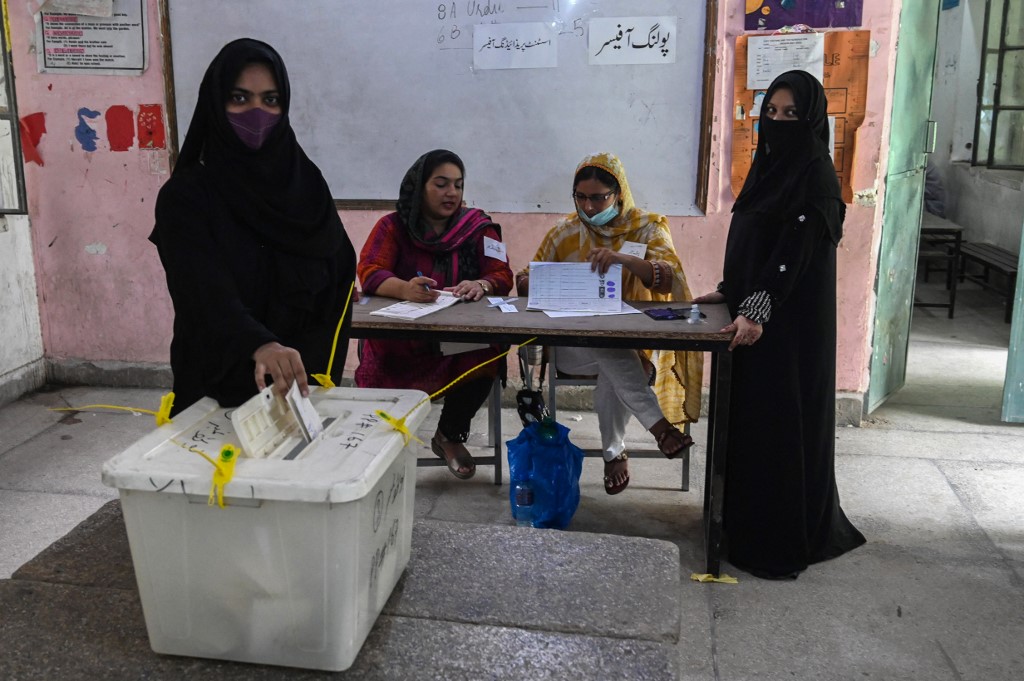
[704,349,731,576]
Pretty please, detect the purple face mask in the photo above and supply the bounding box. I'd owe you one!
[226,108,281,149]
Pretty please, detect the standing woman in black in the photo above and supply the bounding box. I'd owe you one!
[151,39,356,415]
[695,70,865,579]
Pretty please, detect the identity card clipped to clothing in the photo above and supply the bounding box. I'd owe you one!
[526,262,623,313]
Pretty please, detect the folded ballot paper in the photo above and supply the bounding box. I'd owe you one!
[230,381,324,459]
[526,262,623,313]
[370,290,462,320]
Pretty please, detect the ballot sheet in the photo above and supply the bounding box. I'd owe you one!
[526,262,623,313]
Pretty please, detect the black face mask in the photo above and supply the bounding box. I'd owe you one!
[759,116,814,157]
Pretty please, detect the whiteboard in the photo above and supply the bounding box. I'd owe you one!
[168,1,707,215]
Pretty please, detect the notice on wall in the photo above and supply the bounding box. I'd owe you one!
[732,31,870,205]
[36,0,147,75]
[473,23,557,70]
[589,17,678,66]
[746,33,824,89]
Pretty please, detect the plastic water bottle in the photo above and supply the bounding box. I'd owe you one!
[687,303,702,324]
[513,480,535,527]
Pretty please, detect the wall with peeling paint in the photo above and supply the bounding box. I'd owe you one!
[2,0,904,406]
[9,0,172,375]
[0,215,44,405]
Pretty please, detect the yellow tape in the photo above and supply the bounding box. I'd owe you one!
[207,445,239,508]
[311,281,356,390]
[375,338,539,441]
[690,573,738,584]
[50,391,176,428]
[169,440,240,510]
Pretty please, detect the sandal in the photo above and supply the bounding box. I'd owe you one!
[431,432,476,480]
[655,427,693,460]
[603,452,630,495]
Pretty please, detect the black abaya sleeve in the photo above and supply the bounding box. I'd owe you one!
[747,208,833,309]
[153,174,279,371]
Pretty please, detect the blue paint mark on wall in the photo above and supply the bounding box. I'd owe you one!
[75,108,101,151]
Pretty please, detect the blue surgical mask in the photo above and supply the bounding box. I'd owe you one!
[579,202,620,227]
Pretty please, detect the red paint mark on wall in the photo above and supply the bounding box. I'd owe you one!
[137,104,166,149]
[19,112,47,166]
[106,105,134,152]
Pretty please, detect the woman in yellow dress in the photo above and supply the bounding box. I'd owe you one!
[516,152,702,494]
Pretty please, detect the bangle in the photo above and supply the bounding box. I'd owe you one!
[650,261,662,289]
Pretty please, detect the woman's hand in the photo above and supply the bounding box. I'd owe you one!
[253,342,309,397]
[693,291,726,304]
[406,275,440,302]
[587,247,624,274]
[445,279,488,301]
[723,315,763,352]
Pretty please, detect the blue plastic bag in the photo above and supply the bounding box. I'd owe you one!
[506,420,585,529]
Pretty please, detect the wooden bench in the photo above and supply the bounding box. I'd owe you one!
[959,242,1019,323]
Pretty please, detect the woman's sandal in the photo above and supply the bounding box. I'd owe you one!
[431,432,476,480]
[655,427,693,460]
[604,452,630,495]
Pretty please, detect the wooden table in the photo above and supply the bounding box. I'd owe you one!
[918,212,964,318]
[351,296,735,575]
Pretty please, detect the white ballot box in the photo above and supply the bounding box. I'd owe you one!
[101,387,429,671]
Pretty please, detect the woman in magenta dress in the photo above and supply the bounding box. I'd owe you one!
[357,149,513,479]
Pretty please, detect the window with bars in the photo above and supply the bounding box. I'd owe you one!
[973,0,1024,169]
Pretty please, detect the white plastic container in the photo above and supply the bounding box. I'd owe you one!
[101,387,429,671]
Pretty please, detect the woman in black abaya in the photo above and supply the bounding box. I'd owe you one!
[695,70,865,579]
[150,39,356,415]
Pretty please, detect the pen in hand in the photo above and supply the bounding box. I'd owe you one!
[416,271,431,293]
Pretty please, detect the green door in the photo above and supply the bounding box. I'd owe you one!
[866,1,942,413]
[1002,222,1024,422]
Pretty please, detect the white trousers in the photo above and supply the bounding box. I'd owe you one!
[555,347,665,461]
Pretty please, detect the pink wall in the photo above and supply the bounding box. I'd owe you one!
[13,1,902,396]
[12,0,172,364]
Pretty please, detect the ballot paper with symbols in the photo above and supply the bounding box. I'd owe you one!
[369,290,461,320]
[526,262,623,313]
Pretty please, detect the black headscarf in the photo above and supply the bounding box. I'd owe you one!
[174,38,344,258]
[395,149,484,281]
[733,70,845,245]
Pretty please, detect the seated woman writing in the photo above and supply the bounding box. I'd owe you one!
[356,149,513,479]
[516,152,702,495]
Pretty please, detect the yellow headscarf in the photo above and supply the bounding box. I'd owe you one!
[523,152,703,423]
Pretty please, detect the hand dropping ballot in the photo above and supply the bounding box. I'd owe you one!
[231,381,324,459]
[526,262,623,313]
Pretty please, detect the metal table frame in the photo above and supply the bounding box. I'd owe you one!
[351,296,734,575]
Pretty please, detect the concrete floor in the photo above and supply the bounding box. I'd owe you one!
[1,279,1023,679]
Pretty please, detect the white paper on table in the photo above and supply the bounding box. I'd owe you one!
[370,290,461,320]
[526,262,622,312]
[499,304,518,313]
[746,34,824,90]
[543,304,641,318]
